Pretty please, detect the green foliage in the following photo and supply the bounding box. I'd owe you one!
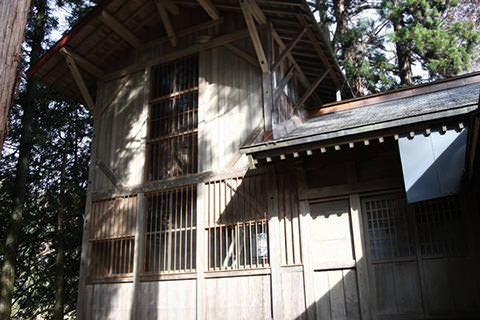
[311,0,479,94]
[0,0,93,318]
[381,0,479,82]
[0,86,92,319]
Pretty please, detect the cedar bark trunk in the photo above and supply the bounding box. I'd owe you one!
[54,150,67,320]
[392,0,413,86]
[332,0,366,96]
[394,22,414,86]
[0,1,47,318]
[0,0,32,154]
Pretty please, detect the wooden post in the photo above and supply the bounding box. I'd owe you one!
[299,200,316,320]
[261,25,274,133]
[196,182,206,320]
[349,193,373,320]
[267,166,283,319]
[75,82,101,319]
[130,193,144,318]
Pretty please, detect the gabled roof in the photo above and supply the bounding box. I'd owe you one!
[27,0,350,106]
[241,72,480,159]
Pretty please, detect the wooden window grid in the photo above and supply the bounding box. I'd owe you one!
[413,195,467,257]
[143,185,197,274]
[205,175,269,271]
[87,195,138,280]
[363,196,415,261]
[363,194,468,262]
[146,55,199,181]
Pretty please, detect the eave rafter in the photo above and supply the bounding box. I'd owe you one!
[295,68,330,108]
[196,0,220,20]
[154,0,179,47]
[60,49,95,112]
[296,14,340,89]
[272,26,307,71]
[100,11,141,48]
[240,0,268,73]
[60,47,105,79]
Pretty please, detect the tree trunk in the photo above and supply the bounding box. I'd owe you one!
[54,150,67,320]
[0,1,47,318]
[0,0,32,154]
[394,22,414,86]
[391,0,413,86]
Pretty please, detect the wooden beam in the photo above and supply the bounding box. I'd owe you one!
[295,68,330,108]
[164,0,180,15]
[273,64,295,102]
[195,0,220,20]
[60,47,104,79]
[154,0,177,47]
[271,29,321,105]
[240,0,269,72]
[296,14,340,88]
[100,11,141,48]
[61,50,95,112]
[224,43,258,67]
[272,27,307,71]
[105,28,255,81]
[245,0,267,24]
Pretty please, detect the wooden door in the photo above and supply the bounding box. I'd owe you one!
[361,194,479,319]
[309,200,361,320]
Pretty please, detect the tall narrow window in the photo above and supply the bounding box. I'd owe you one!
[143,185,197,274]
[205,175,269,271]
[87,195,138,280]
[146,55,198,181]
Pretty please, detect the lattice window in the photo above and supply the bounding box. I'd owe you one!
[414,195,467,256]
[363,196,415,261]
[143,185,197,274]
[87,195,138,280]
[205,175,269,271]
[146,55,198,181]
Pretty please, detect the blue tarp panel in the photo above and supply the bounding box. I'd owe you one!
[398,129,467,203]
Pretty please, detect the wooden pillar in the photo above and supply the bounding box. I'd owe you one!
[196,182,206,320]
[130,193,144,318]
[299,200,315,320]
[349,193,373,320]
[266,166,282,319]
[262,26,274,133]
[76,81,101,319]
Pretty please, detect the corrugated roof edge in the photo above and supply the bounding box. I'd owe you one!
[26,0,114,78]
[241,73,480,156]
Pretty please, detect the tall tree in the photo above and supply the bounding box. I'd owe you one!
[381,0,479,85]
[311,0,396,96]
[0,0,32,154]
[0,0,49,318]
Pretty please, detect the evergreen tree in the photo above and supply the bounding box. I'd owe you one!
[311,0,396,96]
[0,0,95,319]
[381,0,479,85]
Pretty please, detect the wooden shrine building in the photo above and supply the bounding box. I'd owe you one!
[28,0,480,319]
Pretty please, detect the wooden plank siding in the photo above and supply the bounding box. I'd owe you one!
[78,6,478,320]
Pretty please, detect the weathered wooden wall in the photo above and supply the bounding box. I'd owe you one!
[94,70,147,191]
[204,274,271,319]
[198,44,263,172]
